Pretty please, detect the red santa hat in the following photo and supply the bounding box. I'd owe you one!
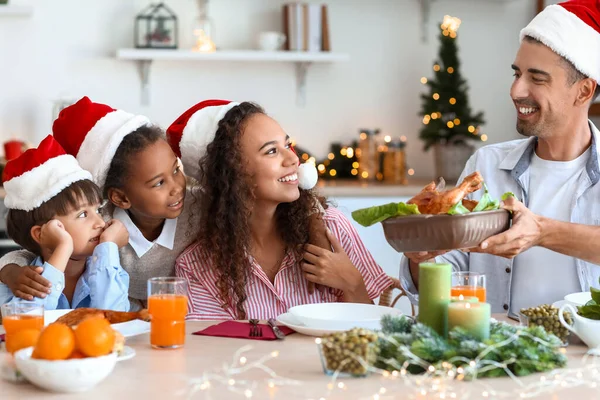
[3,135,92,211]
[52,96,151,189]
[167,100,318,190]
[520,0,600,82]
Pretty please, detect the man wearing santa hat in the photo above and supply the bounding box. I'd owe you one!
[401,0,600,318]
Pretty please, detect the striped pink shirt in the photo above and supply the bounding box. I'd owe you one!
[175,207,392,320]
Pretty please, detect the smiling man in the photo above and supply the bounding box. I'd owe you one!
[400,0,600,318]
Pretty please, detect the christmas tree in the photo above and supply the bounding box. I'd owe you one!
[419,16,485,151]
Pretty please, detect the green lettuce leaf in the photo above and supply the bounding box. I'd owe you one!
[501,192,516,201]
[473,183,495,212]
[591,287,600,304]
[447,202,470,215]
[351,202,420,227]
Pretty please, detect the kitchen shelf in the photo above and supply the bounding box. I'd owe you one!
[0,5,33,17]
[116,49,350,106]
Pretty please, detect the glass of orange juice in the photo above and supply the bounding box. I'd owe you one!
[451,272,486,303]
[147,277,188,349]
[1,302,44,353]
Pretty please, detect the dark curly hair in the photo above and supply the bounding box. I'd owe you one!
[196,102,325,319]
[103,125,165,198]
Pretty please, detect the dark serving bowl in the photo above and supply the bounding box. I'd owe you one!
[381,210,511,253]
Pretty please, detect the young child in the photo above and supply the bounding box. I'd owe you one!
[0,97,200,310]
[0,135,130,310]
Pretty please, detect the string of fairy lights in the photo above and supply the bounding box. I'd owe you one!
[181,325,600,400]
[421,15,488,143]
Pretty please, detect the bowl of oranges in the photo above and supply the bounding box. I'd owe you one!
[11,316,120,393]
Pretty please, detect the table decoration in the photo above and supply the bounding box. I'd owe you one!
[181,345,302,399]
[447,301,491,341]
[451,295,478,303]
[418,262,452,337]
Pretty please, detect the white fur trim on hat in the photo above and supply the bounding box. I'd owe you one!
[179,102,240,179]
[4,155,93,211]
[298,163,318,190]
[76,110,150,189]
[520,5,600,82]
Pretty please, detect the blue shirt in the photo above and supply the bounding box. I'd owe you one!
[0,242,130,311]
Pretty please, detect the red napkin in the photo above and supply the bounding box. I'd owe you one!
[193,321,295,340]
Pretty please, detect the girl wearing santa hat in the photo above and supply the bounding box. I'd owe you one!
[0,97,201,310]
[170,100,392,320]
[0,135,130,311]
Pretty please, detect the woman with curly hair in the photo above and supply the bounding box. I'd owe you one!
[170,100,392,320]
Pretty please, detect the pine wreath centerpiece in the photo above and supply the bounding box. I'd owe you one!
[319,315,567,379]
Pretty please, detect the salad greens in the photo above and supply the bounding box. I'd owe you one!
[351,182,516,227]
[577,278,600,320]
[351,202,420,227]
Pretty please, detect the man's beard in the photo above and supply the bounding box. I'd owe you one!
[516,119,540,137]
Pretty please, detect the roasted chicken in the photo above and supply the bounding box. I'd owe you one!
[408,172,484,214]
[56,308,150,327]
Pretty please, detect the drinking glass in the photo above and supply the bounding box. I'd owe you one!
[1,302,44,353]
[451,272,486,302]
[147,277,188,349]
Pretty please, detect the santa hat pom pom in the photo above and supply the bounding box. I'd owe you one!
[298,162,318,190]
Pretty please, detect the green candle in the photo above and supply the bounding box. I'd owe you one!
[448,302,491,341]
[450,295,479,303]
[418,262,452,337]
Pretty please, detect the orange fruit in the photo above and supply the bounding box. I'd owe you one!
[32,323,75,360]
[68,350,87,359]
[74,316,115,357]
[5,328,40,354]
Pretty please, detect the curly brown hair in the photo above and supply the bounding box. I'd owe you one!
[196,102,325,319]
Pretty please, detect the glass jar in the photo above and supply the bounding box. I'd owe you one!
[382,140,407,184]
[357,129,380,181]
[317,328,380,377]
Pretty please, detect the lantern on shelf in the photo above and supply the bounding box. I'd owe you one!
[135,3,178,49]
[192,0,216,52]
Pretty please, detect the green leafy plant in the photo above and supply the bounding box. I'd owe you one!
[577,278,600,320]
[376,315,567,378]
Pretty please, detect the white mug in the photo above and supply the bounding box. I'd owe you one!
[257,31,286,51]
[559,303,600,349]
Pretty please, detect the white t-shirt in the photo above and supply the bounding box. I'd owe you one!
[510,148,590,314]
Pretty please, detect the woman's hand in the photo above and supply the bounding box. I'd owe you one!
[302,229,371,303]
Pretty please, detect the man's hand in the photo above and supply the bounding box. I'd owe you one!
[473,196,542,258]
[0,264,51,300]
[100,219,129,248]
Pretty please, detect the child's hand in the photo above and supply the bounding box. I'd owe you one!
[39,219,73,253]
[100,219,129,248]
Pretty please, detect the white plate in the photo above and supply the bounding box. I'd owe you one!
[44,309,150,338]
[288,302,404,331]
[117,346,136,362]
[276,312,344,336]
[44,309,72,325]
[112,320,150,338]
